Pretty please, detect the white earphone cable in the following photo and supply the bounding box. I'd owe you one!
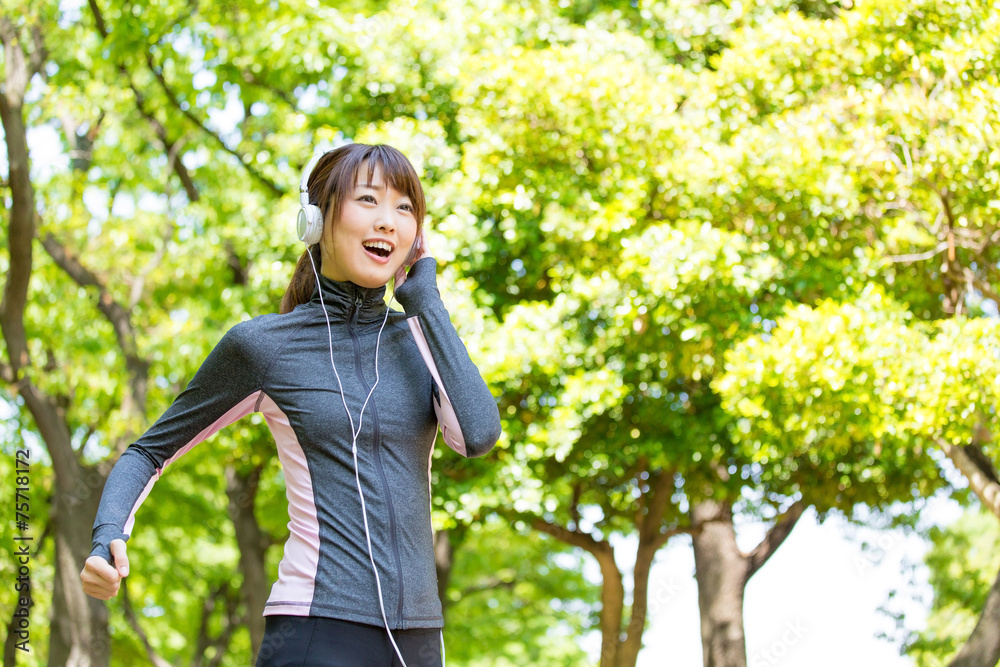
[307,249,409,667]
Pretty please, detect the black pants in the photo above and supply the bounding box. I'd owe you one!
[254,615,443,667]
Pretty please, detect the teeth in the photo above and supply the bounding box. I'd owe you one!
[363,240,392,253]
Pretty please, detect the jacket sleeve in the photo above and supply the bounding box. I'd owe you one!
[89,321,263,565]
[394,257,502,458]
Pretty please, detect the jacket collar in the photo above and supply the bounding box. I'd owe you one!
[309,273,388,324]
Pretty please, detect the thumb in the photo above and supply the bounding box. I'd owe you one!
[110,539,129,577]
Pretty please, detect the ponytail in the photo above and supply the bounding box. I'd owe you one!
[280,244,321,314]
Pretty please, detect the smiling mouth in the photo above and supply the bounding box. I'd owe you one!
[362,240,393,258]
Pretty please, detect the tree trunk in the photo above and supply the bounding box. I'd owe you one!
[617,542,657,667]
[434,528,455,613]
[521,466,685,667]
[691,500,748,667]
[616,470,680,667]
[948,560,1000,667]
[225,464,269,660]
[5,567,33,666]
[1,16,112,665]
[595,543,626,667]
[50,471,112,667]
[938,439,1000,521]
[940,254,1000,666]
[521,514,627,667]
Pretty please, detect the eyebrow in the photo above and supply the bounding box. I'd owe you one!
[354,182,412,201]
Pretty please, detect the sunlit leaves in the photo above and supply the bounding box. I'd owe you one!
[442,519,594,666]
[715,287,999,509]
[902,509,1000,666]
[6,0,1000,661]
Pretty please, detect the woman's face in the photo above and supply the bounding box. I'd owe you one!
[319,162,418,288]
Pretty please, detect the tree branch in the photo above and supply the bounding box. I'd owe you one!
[937,436,1000,520]
[652,525,690,552]
[938,187,957,262]
[527,514,606,556]
[39,234,138,358]
[87,0,200,202]
[130,219,175,309]
[0,19,82,488]
[87,0,107,36]
[144,49,284,196]
[0,16,35,375]
[638,468,672,543]
[0,17,29,108]
[130,86,201,202]
[619,468,687,664]
[511,509,625,664]
[128,141,180,309]
[744,500,807,580]
[964,266,1000,306]
[75,423,97,455]
[120,579,173,667]
[884,241,950,264]
[27,23,47,79]
[978,228,1000,255]
[61,112,105,172]
[240,68,298,110]
[880,200,942,237]
[632,456,649,530]
[191,582,241,667]
[39,232,149,447]
[569,483,581,529]
[458,576,518,599]
[948,560,1000,667]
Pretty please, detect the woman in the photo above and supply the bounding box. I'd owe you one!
[80,143,502,666]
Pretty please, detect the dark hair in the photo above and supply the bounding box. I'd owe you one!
[280,143,426,314]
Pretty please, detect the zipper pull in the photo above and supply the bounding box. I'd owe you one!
[351,292,363,326]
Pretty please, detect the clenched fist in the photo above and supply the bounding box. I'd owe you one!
[80,539,129,600]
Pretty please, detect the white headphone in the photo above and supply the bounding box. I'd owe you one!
[297,151,327,245]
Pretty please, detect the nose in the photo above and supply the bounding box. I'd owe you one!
[375,211,395,233]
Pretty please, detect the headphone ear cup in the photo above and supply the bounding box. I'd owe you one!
[297,205,324,245]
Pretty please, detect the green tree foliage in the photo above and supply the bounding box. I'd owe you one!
[441,518,594,666]
[714,291,998,509]
[3,0,1000,665]
[900,509,1000,667]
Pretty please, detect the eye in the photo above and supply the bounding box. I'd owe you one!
[398,203,413,212]
[358,194,376,203]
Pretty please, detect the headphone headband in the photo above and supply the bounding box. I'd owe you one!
[300,151,327,207]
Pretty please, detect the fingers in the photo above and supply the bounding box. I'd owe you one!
[80,539,130,600]
[414,227,430,261]
[395,228,430,290]
[80,556,122,600]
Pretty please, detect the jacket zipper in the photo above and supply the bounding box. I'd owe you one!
[350,292,406,626]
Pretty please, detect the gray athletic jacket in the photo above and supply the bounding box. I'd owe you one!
[89,257,501,629]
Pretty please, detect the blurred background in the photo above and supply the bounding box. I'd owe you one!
[1,0,998,665]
